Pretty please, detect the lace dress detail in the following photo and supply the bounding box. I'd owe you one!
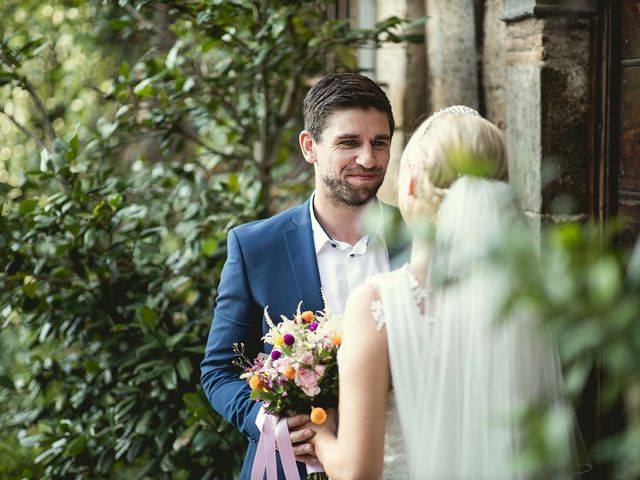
[371,265,433,334]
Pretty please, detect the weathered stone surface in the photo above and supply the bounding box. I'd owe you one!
[376,0,407,128]
[483,0,508,130]
[425,0,479,110]
[502,0,598,21]
[403,0,428,133]
[375,0,411,205]
[538,18,591,215]
[504,15,591,219]
[506,62,542,213]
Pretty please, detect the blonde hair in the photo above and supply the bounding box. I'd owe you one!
[405,113,508,206]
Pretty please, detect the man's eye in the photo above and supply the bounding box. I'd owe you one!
[372,141,389,148]
[340,140,357,146]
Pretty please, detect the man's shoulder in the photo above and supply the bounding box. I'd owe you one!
[231,201,308,240]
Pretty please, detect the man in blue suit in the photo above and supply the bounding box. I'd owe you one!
[201,73,395,478]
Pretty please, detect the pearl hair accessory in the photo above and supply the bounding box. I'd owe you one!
[404,105,481,210]
[421,105,481,138]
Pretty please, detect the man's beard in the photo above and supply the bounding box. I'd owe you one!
[321,168,384,207]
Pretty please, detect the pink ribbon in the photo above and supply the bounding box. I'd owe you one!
[251,407,325,480]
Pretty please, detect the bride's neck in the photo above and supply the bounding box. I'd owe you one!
[407,239,431,286]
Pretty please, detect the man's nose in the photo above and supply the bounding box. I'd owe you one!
[355,144,376,168]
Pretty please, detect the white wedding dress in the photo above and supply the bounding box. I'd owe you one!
[370,265,427,479]
[362,177,585,479]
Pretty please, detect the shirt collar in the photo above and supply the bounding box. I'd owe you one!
[309,192,387,254]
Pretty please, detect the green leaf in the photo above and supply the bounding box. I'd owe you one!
[84,358,101,375]
[139,305,158,330]
[173,425,197,451]
[108,193,123,210]
[97,450,114,474]
[53,137,69,153]
[135,410,153,435]
[183,391,216,421]
[401,33,425,44]
[126,436,145,463]
[161,367,178,390]
[587,256,621,306]
[160,453,177,472]
[64,435,87,458]
[22,275,37,298]
[18,198,38,215]
[166,331,187,349]
[228,173,239,192]
[67,130,79,162]
[166,276,192,297]
[133,78,155,97]
[119,61,130,78]
[176,357,193,381]
[202,238,218,256]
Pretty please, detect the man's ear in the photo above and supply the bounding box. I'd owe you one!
[299,130,317,164]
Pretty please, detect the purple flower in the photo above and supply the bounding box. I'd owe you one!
[283,333,295,346]
[308,321,319,332]
[270,349,281,360]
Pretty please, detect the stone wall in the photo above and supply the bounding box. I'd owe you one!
[483,0,508,129]
[374,0,595,222]
[425,0,479,110]
[504,13,592,226]
[375,0,428,204]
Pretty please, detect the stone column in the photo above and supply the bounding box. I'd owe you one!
[425,0,479,110]
[503,0,598,233]
[483,0,508,129]
[376,0,428,204]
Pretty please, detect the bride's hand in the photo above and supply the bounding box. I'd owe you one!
[308,407,337,444]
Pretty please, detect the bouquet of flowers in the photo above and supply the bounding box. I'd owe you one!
[234,301,342,479]
[235,302,342,421]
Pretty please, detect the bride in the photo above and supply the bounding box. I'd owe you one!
[308,106,584,479]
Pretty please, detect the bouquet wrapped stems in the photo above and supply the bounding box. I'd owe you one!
[236,303,342,480]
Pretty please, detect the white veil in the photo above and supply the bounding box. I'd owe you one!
[380,176,585,479]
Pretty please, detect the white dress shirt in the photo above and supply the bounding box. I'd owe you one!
[310,194,390,315]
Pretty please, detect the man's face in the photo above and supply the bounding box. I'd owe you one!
[304,108,391,207]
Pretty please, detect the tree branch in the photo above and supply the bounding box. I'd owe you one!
[21,77,56,142]
[277,15,304,125]
[124,4,175,43]
[174,124,249,162]
[282,158,312,183]
[1,110,50,152]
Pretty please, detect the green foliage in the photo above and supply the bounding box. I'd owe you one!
[0,1,119,177]
[0,133,253,478]
[496,221,640,479]
[1,0,421,477]
[103,0,418,216]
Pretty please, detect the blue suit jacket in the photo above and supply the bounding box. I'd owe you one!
[201,199,323,479]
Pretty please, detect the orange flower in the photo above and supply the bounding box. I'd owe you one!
[331,334,342,346]
[249,374,263,391]
[284,366,296,380]
[300,310,314,323]
[310,407,327,425]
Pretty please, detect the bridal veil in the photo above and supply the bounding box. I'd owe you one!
[379,176,586,479]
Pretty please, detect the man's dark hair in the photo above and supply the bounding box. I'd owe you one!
[303,72,395,141]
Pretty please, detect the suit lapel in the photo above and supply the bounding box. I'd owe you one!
[283,199,324,313]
